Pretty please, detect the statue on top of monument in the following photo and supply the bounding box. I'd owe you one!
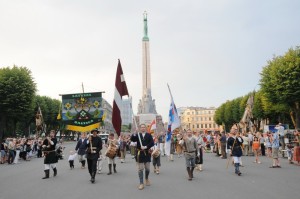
[143,11,149,41]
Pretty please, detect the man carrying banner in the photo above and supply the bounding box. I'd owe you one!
[131,124,154,190]
[86,129,102,183]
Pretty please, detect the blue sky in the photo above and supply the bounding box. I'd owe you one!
[1,0,300,121]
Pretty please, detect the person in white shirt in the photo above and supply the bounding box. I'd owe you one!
[275,123,285,150]
[194,132,205,171]
[68,151,77,169]
[248,132,253,156]
[242,134,249,156]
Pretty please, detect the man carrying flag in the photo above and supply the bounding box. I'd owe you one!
[131,124,154,190]
[112,59,154,190]
[165,84,180,160]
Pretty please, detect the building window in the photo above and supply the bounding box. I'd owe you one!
[209,124,211,128]
[209,117,211,121]
[205,124,207,128]
[197,124,199,128]
[193,125,194,129]
[201,124,203,128]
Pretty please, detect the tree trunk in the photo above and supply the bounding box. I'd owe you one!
[295,111,300,129]
[293,102,300,129]
[0,115,7,140]
[295,110,300,129]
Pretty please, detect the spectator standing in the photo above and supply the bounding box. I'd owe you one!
[269,130,281,168]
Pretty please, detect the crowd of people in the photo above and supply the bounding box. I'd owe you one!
[2,124,299,190]
[0,135,65,165]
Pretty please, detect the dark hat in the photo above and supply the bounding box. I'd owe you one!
[91,128,99,133]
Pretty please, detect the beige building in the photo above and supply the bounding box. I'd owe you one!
[178,107,219,132]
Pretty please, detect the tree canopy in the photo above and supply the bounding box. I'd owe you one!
[0,66,62,138]
[260,47,300,128]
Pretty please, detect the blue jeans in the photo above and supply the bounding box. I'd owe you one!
[8,150,15,164]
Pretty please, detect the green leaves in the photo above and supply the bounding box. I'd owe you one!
[260,47,300,106]
[0,66,36,137]
[0,66,61,137]
[216,46,300,129]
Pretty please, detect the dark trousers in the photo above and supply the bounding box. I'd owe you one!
[198,148,203,164]
[87,158,97,175]
[20,151,27,160]
[221,142,227,158]
[69,160,74,168]
[8,150,15,164]
[37,149,42,158]
[261,143,265,156]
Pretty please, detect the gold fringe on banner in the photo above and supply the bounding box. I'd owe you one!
[66,123,100,132]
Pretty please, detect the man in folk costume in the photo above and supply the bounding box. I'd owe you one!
[151,136,161,174]
[227,125,244,176]
[105,133,119,175]
[179,129,197,181]
[75,132,88,169]
[42,130,58,179]
[131,124,154,190]
[194,132,205,171]
[85,129,102,183]
[176,133,184,158]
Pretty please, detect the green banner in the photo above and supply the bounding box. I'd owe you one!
[61,92,103,131]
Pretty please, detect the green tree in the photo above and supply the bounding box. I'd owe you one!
[260,47,300,128]
[232,97,242,123]
[214,103,225,125]
[224,100,234,128]
[0,66,36,139]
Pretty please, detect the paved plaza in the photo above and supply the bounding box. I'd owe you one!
[0,142,299,199]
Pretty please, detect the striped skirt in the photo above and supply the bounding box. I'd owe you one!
[293,146,300,162]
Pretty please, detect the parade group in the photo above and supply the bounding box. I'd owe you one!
[1,123,300,190]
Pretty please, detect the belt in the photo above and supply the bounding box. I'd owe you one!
[184,151,195,153]
[137,149,148,151]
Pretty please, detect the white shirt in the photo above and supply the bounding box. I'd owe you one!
[68,153,77,161]
[248,133,253,142]
[275,126,284,136]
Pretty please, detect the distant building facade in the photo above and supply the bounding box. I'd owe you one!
[100,98,114,133]
[179,107,219,132]
[120,97,132,126]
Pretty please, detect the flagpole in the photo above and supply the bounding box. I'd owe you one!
[81,82,84,94]
[167,83,174,101]
[129,97,144,148]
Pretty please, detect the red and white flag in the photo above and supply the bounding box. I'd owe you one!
[112,60,129,136]
[150,118,156,131]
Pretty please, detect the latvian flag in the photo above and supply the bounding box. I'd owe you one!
[112,60,129,137]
